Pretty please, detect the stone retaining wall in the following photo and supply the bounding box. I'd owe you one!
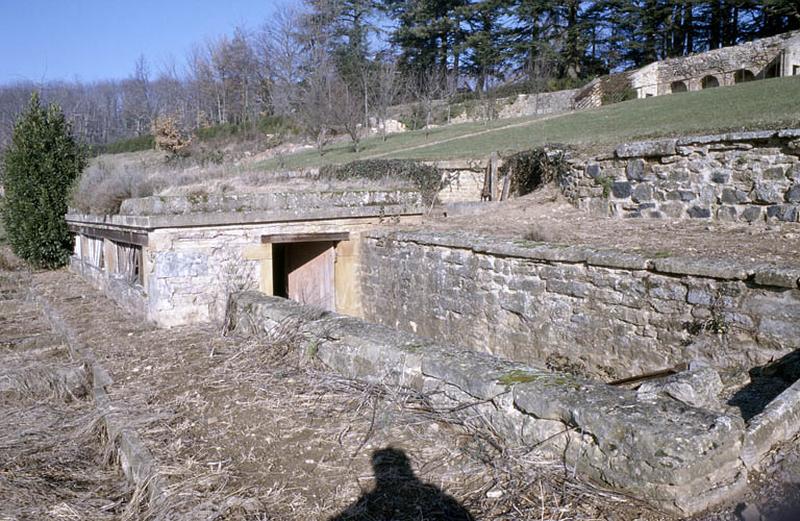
[360,230,800,379]
[495,89,577,119]
[563,129,800,222]
[227,292,749,516]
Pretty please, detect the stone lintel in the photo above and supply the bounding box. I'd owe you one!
[261,231,350,244]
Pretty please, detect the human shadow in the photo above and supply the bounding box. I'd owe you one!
[728,349,800,421]
[328,447,475,521]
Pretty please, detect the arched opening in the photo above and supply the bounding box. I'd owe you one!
[734,69,756,83]
[764,59,781,79]
[701,75,720,89]
[670,81,688,93]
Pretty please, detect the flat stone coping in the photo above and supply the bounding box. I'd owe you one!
[365,229,800,289]
[66,204,423,232]
[612,128,800,159]
[118,189,422,216]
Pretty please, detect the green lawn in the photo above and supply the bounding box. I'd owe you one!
[256,75,800,170]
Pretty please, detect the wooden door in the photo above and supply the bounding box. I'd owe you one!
[286,242,335,311]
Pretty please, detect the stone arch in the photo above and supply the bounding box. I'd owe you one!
[701,75,720,89]
[734,69,755,83]
[764,59,781,79]
[670,80,688,93]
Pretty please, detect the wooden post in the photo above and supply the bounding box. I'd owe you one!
[489,152,499,200]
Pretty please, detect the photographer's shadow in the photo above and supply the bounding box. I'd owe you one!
[329,447,474,521]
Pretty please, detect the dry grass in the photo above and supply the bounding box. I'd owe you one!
[31,269,662,521]
[0,269,137,521]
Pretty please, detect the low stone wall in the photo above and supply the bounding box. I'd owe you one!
[227,292,749,516]
[360,230,800,379]
[69,256,147,319]
[563,129,800,222]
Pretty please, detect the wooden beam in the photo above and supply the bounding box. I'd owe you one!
[261,232,350,244]
[68,224,149,247]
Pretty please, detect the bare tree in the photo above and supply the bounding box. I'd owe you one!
[296,58,337,155]
[332,74,364,152]
[255,8,304,117]
[371,59,401,141]
[413,69,444,140]
[122,55,152,135]
[442,69,460,124]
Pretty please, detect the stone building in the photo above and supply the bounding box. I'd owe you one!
[630,30,800,98]
[67,189,425,327]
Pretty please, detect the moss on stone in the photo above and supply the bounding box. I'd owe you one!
[497,369,543,385]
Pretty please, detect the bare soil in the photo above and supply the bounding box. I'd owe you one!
[426,186,800,267]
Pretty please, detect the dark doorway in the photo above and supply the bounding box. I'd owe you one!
[701,75,720,89]
[734,69,755,83]
[670,80,688,93]
[272,241,336,311]
[764,58,781,79]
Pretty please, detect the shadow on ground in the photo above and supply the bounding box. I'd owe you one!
[328,447,474,521]
[729,350,800,421]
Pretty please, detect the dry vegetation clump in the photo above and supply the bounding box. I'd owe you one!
[0,245,25,271]
[69,151,421,215]
[152,115,191,155]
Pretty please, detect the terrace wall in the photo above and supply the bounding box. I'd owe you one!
[360,230,800,379]
[563,129,800,222]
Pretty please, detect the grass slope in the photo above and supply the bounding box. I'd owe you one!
[256,75,800,170]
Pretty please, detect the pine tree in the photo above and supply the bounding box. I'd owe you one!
[2,92,87,268]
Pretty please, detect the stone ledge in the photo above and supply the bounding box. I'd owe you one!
[609,128,800,155]
[66,204,424,231]
[742,378,800,469]
[675,130,779,146]
[228,292,748,516]
[616,139,678,158]
[365,230,799,288]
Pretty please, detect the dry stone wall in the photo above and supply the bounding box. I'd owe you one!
[563,129,800,222]
[228,292,749,516]
[360,230,800,379]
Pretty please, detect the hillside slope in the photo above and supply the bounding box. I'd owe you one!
[255,75,800,170]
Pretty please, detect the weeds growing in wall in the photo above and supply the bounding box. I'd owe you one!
[319,159,444,206]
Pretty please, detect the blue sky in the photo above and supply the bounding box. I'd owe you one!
[0,0,285,84]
